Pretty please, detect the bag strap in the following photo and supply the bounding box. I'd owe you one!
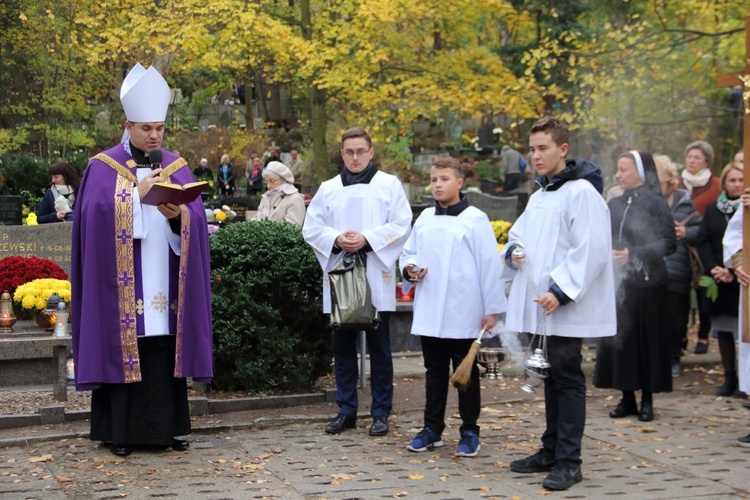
[680,211,699,226]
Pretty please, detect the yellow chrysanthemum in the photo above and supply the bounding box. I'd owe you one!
[13,278,72,312]
[215,211,227,222]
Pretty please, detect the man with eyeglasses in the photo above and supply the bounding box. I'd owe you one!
[303,127,412,437]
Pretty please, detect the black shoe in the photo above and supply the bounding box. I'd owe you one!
[694,341,708,354]
[171,439,190,451]
[110,444,132,457]
[542,460,583,490]
[609,399,638,418]
[638,401,654,422]
[734,390,748,399]
[368,416,389,436]
[325,414,356,434]
[717,372,738,396]
[510,449,556,473]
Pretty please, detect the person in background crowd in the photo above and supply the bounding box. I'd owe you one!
[264,147,280,167]
[654,155,702,377]
[193,158,212,180]
[288,149,305,182]
[303,127,411,438]
[217,154,235,196]
[252,161,305,226]
[246,156,264,197]
[595,151,676,423]
[680,140,721,355]
[37,161,81,223]
[500,145,523,194]
[697,161,744,397]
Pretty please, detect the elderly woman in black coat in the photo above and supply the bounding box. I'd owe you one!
[594,151,677,422]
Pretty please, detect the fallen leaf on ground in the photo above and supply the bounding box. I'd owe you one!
[408,473,424,480]
[28,455,54,463]
[55,476,71,483]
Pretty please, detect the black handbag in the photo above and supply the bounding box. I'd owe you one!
[328,251,380,330]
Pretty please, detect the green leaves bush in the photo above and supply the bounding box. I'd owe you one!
[209,220,332,393]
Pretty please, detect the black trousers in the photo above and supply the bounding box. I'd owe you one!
[333,312,393,418]
[90,335,190,447]
[697,289,712,340]
[666,289,691,361]
[530,335,585,463]
[420,335,480,436]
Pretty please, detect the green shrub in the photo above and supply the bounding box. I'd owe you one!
[209,220,332,393]
[0,154,49,205]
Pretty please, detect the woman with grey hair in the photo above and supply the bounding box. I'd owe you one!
[680,140,721,355]
[252,161,306,225]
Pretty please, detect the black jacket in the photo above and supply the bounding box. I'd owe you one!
[609,184,677,288]
[536,157,604,194]
[697,202,740,316]
[665,189,702,293]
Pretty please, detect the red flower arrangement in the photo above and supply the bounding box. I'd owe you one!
[0,256,68,296]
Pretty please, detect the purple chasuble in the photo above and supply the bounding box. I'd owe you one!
[71,144,213,390]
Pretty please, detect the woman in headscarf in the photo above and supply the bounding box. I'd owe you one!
[36,161,81,223]
[251,161,306,225]
[594,151,677,422]
[697,161,744,397]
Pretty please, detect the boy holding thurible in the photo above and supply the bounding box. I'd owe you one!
[400,156,506,457]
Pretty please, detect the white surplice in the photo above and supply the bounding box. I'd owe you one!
[132,167,181,336]
[722,208,749,393]
[399,206,507,339]
[303,171,412,313]
[500,179,617,338]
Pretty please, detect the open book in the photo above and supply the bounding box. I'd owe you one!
[141,181,208,206]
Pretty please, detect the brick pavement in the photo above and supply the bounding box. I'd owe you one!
[1,350,748,499]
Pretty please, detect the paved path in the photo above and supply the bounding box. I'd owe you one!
[1,366,748,499]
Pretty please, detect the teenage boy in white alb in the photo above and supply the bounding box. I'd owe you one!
[400,156,506,458]
[500,117,616,491]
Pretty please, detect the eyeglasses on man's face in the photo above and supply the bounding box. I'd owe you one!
[342,148,371,158]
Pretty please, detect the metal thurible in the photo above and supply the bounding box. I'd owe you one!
[521,348,551,393]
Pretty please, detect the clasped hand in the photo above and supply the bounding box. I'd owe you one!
[335,231,367,253]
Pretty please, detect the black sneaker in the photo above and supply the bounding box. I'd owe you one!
[510,449,555,473]
[542,460,583,490]
[738,434,750,447]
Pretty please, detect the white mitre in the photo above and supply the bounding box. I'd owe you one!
[120,63,170,123]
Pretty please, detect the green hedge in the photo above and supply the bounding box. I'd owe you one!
[209,220,332,393]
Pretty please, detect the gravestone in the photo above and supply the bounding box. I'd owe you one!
[464,191,518,222]
[0,223,73,274]
[0,196,23,226]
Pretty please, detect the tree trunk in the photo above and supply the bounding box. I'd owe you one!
[300,0,329,180]
[245,74,254,131]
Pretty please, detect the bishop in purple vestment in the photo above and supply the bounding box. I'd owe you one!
[71,63,212,457]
